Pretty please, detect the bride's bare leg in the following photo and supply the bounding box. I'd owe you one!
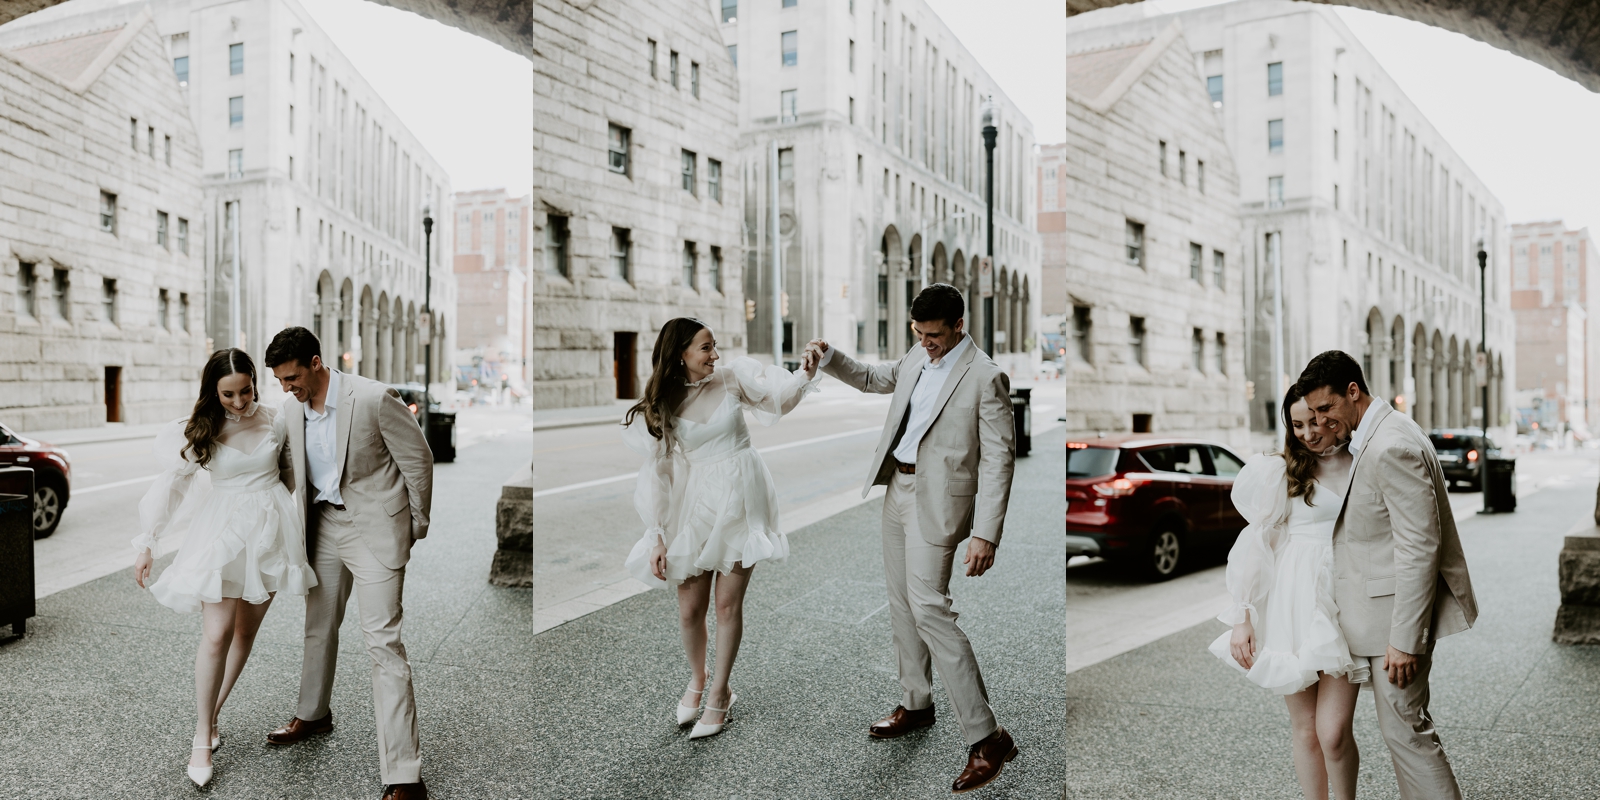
[1315,673,1361,800]
[193,598,240,768]
[212,593,275,733]
[677,575,712,707]
[703,564,754,725]
[1285,685,1329,800]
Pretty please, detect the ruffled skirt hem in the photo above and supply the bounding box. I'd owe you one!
[146,483,315,614]
[624,447,788,588]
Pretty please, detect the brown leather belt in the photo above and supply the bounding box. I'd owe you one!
[894,460,916,475]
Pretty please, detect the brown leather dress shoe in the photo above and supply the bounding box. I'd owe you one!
[868,705,936,739]
[381,781,428,800]
[265,712,333,745]
[951,726,1018,794]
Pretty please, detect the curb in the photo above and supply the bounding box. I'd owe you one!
[530,415,620,432]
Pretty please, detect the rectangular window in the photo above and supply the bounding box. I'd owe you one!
[101,278,116,325]
[1213,251,1224,289]
[295,208,300,235]
[780,89,797,121]
[1332,73,1338,104]
[158,289,170,331]
[130,118,138,151]
[856,154,863,184]
[1129,317,1146,368]
[164,135,171,166]
[670,51,679,88]
[1190,242,1203,282]
[100,191,117,233]
[1158,140,1167,176]
[710,246,722,292]
[545,215,569,277]
[682,241,698,289]
[1333,183,1340,210]
[727,45,737,67]
[1179,150,1187,185]
[1332,128,1339,159]
[611,227,631,281]
[648,39,657,78]
[1125,220,1145,267]
[289,105,295,134]
[708,159,722,202]
[849,39,856,72]
[1072,306,1092,363]
[178,218,189,254]
[1197,159,1205,194]
[1214,333,1226,375]
[682,150,697,194]
[783,0,797,6]
[778,147,794,181]
[15,262,34,319]
[1267,61,1282,96]
[179,292,190,332]
[608,124,630,175]
[289,52,295,82]
[157,211,169,249]
[687,61,699,97]
[1268,176,1284,208]
[1192,328,1205,371]
[229,96,243,128]
[228,149,243,177]
[288,156,294,180]
[147,126,155,157]
[849,97,855,124]
[721,0,737,22]
[1206,74,1222,106]
[53,268,69,320]
[781,31,798,67]
[1268,119,1283,153]
[173,56,189,85]
[229,43,243,75]
[1342,239,1349,269]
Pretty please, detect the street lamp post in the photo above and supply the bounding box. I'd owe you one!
[981,96,997,354]
[422,204,434,429]
[1478,237,1488,432]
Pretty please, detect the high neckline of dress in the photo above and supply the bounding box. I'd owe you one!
[685,373,714,388]
[1313,441,1346,459]
[223,402,259,422]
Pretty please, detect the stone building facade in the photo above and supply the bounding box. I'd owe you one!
[711,0,1041,372]
[0,7,207,430]
[1069,1,1515,438]
[1052,23,1248,444]
[1510,221,1600,432]
[4,0,457,403]
[531,0,745,409]
[453,188,530,394]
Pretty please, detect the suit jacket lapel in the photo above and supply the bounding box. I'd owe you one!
[926,336,978,423]
[1334,401,1393,532]
[288,398,307,497]
[335,372,355,476]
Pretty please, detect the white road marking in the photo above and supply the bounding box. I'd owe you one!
[72,474,160,494]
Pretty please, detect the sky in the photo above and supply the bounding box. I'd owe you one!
[304,0,1600,236]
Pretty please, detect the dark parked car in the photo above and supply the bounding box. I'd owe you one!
[0,422,72,538]
[1064,436,1247,581]
[387,383,431,423]
[1430,428,1500,490]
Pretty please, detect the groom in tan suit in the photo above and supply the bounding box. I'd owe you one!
[804,283,1017,794]
[264,327,434,800]
[1295,350,1477,800]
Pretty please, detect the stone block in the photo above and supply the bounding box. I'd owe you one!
[1557,529,1600,606]
[489,465,533,588]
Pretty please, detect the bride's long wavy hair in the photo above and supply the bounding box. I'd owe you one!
[624,317,709,441]
[184,348,256,467]
[1279,389,1320,506]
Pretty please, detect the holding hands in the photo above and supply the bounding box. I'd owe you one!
[801,339,829,379]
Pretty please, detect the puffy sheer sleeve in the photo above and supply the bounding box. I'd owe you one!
[1218,453,1290,626]
[722,356,821,427]
[621,417,682,547]
[133,419,211,556]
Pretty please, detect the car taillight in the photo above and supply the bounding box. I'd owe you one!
[1092,476,1147,497]
[408,403,418,414]
[1467,449,1478,462]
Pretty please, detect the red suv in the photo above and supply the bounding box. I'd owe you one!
[0,422,72,538]
[1064,436,1247,580]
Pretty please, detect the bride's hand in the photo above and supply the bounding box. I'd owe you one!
[132,549,153,589]
[649,543,668,583]
[1230,621,1256,670]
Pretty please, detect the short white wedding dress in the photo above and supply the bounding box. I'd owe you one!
[134,403,316,613]
[1208,452,1370,694]
[622,357,820,586]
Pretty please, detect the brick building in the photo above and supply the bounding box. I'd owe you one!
[531,0,745,409]
[1038,144,1068,364]
[0,7,207,430]
[1052,23,1248,443]
[453,189,529,395]
[1510,221,1600,432]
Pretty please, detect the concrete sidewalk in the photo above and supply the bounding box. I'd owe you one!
[1059,456,1600,800]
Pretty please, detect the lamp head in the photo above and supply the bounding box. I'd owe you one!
[980,95,996,129]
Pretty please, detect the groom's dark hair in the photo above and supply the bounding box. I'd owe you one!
[910,283,965,329]
[265,326,322,370]
[1293,350,1370,398]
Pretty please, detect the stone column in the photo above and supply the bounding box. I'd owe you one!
[362,307,379,378]
[490,464,532,587]
[1414,344,1432,429]
[1554,516,1600,644]
[1372,338,1391,402]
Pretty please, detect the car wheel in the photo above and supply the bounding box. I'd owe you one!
[1143,526,1183,581]
[33,483,62,539]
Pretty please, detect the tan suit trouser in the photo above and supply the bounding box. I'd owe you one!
[1370,653,1463,800]
[882,471,997,747]
[296,504,421,785]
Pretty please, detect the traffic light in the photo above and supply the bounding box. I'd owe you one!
[745,298,756,321]
[781,292,790,317]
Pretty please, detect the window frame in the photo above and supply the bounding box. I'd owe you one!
[1125,220,1145,268]
[610,227,632,282]
[607,124,631,176]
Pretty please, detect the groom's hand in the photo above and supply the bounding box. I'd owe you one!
[963,537,996,577]
[1385,646,1419,689]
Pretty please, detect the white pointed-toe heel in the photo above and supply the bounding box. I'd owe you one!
[186,736,213,787]
[676,686,704,727]
[688,693,737,739]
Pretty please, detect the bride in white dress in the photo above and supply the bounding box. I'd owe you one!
[622,318,819,739]
[131,348,315,787]
[1209,391,1368,800]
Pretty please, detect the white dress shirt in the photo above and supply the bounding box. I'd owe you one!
[892,336,971,465]
[305,368,344,505]
[1347,395,1390,458]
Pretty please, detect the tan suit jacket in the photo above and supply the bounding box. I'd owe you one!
[822,335,1015,546]
[283,370,433,570]
[1333,401,1477,656]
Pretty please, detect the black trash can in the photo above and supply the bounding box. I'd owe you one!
[426,410,457,464]
[1010,387,1032,458]
[0,466,36,638]
[1482,456,1517,513]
